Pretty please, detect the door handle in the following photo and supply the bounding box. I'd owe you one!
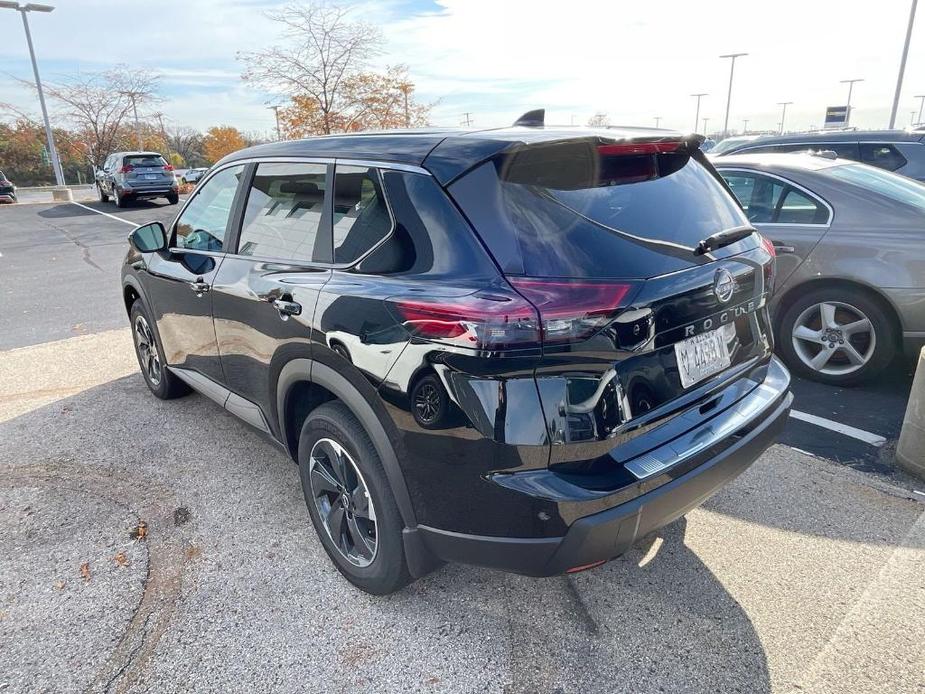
[189,279,210,295]
[771,241,796,254]
[272,298,302,319]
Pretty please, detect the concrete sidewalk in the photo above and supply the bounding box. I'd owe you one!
[1,330,923,693]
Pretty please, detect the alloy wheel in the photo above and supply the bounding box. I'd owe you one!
[133,314,162,386]
[791,301,876,376]
[413,382,441,425]
[308,438,377,567]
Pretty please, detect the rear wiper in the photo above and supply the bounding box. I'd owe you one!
[694,226,756,255]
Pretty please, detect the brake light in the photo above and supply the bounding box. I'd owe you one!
[757,234,777,291]
[759,234,776,258]
[118,164,134,174]
[163,164,174,172]
[392,291,541,350]
[597,141,681,156]
[509,278,635,345]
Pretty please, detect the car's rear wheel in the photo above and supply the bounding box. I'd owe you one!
[113,187,127,208]
[777,286,896,386]
[97,184,109,203]
[129,302,190,399]
[166,192,179,205]
[298,401,412,595]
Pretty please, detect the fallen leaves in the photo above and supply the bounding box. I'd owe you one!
[53,579,66,590]
[113,551,129,567]
[79,562,90,582]
[129,520,147,541]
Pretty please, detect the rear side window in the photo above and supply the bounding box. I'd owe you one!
[449,141,748,278]
[123,154,168,168]
[822,163,925,212]
[720,171,829,224]
[332,166,392,264]
[237,162,328,262]
[859,143,907,171]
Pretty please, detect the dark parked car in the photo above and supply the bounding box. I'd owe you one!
[96,151,179,207]
[715,152,925,385]
[0,170,16,203]
[121,115,791,594]
[713,129,925,181]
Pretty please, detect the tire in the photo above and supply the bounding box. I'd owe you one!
[129,301,190,399]
[113,187,127,208]
[410,373,449,429]
[97,184,109,203]
[777,285,896,386]
[166,192,179,205]
[298,401,412,595]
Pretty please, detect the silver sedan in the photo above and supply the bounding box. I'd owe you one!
[715,152,925,386]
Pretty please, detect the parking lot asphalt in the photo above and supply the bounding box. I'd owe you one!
[1,201,923,693]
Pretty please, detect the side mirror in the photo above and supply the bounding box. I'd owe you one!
[129,222,168,253]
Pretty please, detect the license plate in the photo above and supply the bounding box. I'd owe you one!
[674,325,733,388]
[144,174,158,180]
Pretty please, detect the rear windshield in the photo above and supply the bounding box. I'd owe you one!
[449,141,749,278]
[821,163,925,212]
[124,154,168,168]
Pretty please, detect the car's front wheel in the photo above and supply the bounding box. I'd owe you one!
[298,401,412,595]
[777,286,896,386]
[97,184,109,203]
[129,301,190,399]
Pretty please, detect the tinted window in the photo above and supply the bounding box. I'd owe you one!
[174,164,244,251]
[859,143,907,172]
[777,189,827,224]
[822,163,925,212]
[355,171,497,279]
[332,166,392,264]
[743,142,860,160]
[237,163,327,262]
[720,171,828,225]
[124,154,168,168]
[450,142,749,278]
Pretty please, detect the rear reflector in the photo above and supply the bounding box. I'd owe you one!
[597,141,681,156]
[117,165,134,174]
[566,560,607,573]
[163,164,174,172]
[508,278,635,345]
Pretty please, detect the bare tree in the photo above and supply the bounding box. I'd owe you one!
[166,125,205,166]
[36,66,159,167]
[587,112,611,127]
[239,2,383,134]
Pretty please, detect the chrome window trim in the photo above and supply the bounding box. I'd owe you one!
[716,166,834,227]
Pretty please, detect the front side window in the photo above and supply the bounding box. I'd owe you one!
[174,164,244,251]
[237,162,328,262]
[859,143,907,172]
[332,165,393,264]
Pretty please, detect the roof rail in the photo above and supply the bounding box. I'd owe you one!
[513,109,545,128]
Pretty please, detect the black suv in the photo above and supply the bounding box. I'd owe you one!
[121,114,792,594]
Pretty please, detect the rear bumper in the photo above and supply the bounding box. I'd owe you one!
[417,358,792,576]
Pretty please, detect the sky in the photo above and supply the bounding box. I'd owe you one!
[0,0,924,138]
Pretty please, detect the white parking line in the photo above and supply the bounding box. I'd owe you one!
[790,409,887,447]
[70,201,136,227]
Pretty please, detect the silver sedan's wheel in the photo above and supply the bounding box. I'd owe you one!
[791,301,876,376]
[133,314,162,386]
[308,437,377,568]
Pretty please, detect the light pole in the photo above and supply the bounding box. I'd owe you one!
[889,0,918,128]
[916,95,925,125]
[720,52,747,138]
[742,119,749,133]
[0,1,64,186]
[118,90,145,150]
[840,79,864,125]
[267,105,281,141]
[778,101,793,134]
[654,116,661,128]
[702,117,710,134]
[691,93,707,132]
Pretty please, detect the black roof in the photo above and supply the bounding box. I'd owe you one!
[719,129,925,154]
[218,125,687,185]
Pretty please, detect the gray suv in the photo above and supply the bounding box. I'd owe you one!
[713,130,925,181]
[96,151,179,207]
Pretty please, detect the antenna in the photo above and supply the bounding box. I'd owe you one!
[513,109,545,127]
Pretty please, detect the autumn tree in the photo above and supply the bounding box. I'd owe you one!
[0,118,87,185]
[166,125,205,167]
[203,126,247,163]
[240,2,383,135]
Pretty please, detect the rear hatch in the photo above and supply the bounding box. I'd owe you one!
[447,136,776,467]
[121,154,174,186]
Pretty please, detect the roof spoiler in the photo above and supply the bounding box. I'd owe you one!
[513,109,545,128]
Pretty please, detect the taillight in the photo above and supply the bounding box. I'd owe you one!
[757,233,776,292]
[758,234,776,258]
[391,291,541,350]
[163,164,174,172]
[118,164,134,174]
[597,141,681,156]
[509,278,636,345]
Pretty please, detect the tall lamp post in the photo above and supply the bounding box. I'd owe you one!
[778,101,793,134]
[889,0,918,128]
[840,78,864,126]
[915,95,925,126]
[0,1,64,186]
[654,116,661,128]
[691,93,707,132]
[720,52,747,138]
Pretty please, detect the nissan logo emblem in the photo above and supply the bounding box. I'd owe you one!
[713,268,736,303]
